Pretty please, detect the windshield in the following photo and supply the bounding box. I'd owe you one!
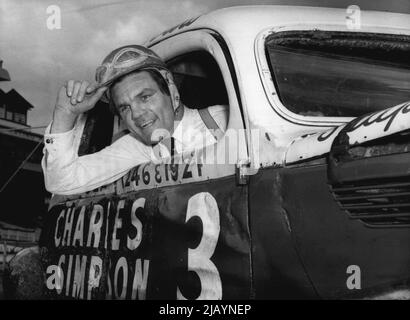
[265,31,410,117]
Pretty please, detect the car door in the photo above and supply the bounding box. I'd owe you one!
[149,30,252,299]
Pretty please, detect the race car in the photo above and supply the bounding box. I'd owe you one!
[6,5,410,299]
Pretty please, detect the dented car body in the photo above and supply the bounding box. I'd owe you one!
[32,6,410,299]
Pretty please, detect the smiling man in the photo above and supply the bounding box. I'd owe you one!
[42,45,227,195]
[111,70,177,146]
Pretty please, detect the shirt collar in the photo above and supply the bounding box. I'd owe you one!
[151,105,189,160]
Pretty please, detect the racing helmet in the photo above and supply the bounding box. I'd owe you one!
[95,44,180,110]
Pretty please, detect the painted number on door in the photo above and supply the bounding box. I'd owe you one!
[177,192,222,300]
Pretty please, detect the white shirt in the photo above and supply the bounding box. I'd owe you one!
[42,105,228,195]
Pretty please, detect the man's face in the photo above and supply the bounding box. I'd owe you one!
[111,71,174,145]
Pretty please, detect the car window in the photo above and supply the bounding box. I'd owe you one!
[167,51,229,109]
[265,31,410,118]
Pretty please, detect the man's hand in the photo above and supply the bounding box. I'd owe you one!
[51,80,107,134]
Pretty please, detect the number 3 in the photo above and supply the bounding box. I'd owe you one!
[177,192,222,300]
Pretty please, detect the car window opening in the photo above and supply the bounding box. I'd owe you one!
[167,50,229,109]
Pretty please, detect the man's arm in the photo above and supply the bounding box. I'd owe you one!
[42,80,147,195]
[42,129,149,195]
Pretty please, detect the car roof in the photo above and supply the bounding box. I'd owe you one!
[146,5,410,47]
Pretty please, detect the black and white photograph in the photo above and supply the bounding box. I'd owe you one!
[0,0,410,307]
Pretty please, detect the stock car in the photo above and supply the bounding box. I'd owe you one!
[5,5,410,299]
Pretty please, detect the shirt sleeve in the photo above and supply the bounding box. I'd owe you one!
[42,121,151,195]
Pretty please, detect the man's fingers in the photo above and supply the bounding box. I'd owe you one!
[88,86,108,105]
[77,81,90,102]
[71,82,82,105]
[66,80,74,97]
[86,83,97,94]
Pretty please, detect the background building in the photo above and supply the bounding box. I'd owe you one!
[0,61,47,277]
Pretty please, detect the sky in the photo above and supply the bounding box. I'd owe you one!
[0,0,409,134]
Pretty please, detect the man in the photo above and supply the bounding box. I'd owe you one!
[42,45,228,195]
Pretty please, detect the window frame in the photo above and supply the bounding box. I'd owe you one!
[6,109,13,121]
[13,112,26,124]
[255,24,410,127]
